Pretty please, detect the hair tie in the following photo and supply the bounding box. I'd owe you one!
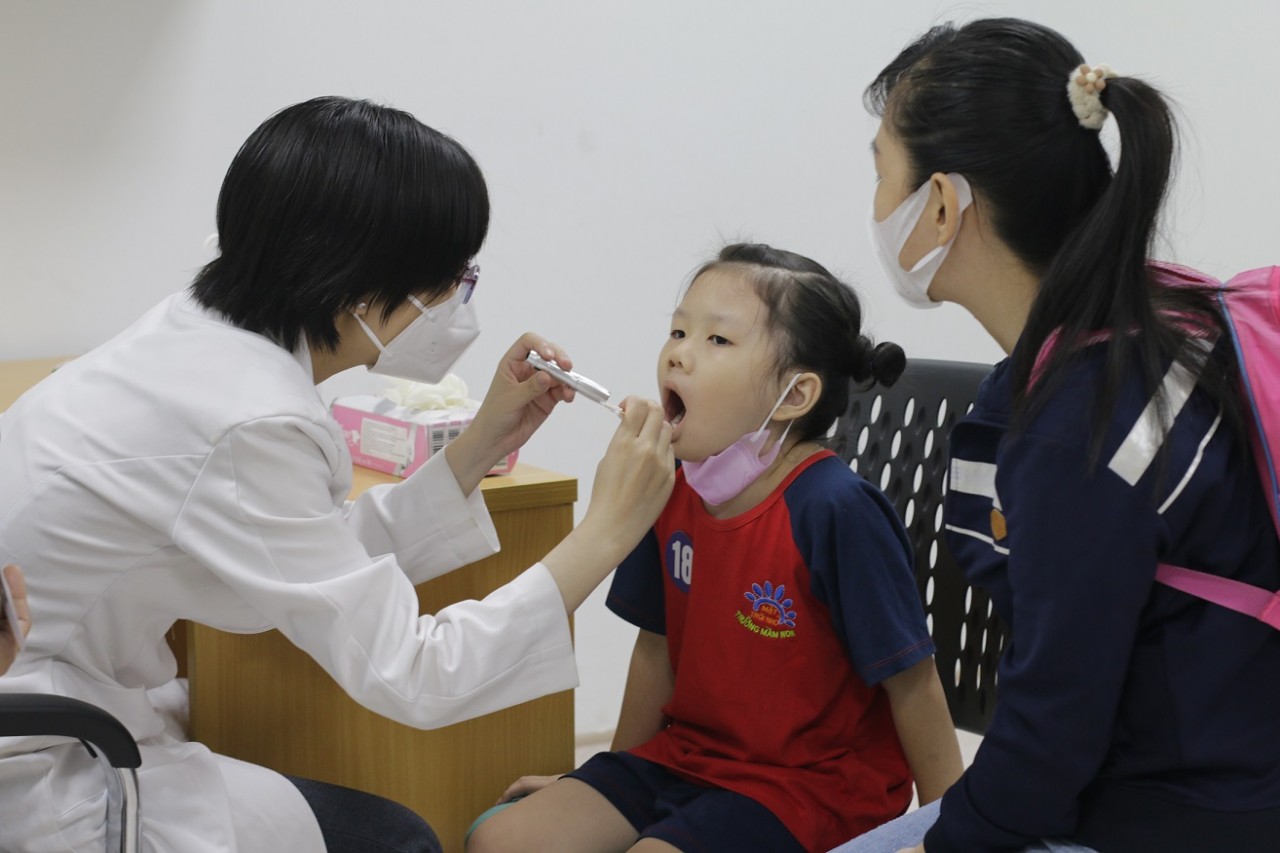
[1067,63,1117,130]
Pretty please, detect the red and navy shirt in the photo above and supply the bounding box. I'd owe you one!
[607,449,934,852]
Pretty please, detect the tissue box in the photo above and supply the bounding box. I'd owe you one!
[331,395,517,479]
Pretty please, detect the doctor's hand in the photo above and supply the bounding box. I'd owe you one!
[445,333,577,495]
[541,397,674,613]
[0,564,32,675]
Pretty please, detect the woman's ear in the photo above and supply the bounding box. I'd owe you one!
[930,172,964,247]
[775,372,823,423]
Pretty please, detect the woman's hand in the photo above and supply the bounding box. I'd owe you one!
[496,774,564,804]
[897,845,926,853]
[444,333,576,494]
[0,564,32,675]
[540,397,674,612]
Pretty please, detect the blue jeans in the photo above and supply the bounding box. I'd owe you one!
[288,776,441,853]
[827,800,1098,853]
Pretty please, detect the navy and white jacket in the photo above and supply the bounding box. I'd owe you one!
[925,344,1280,853]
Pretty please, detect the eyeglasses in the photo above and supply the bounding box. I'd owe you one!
[457,262,479,304]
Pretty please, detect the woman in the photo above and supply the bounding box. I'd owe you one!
[839,17,1280,853]
[0,97,674,852]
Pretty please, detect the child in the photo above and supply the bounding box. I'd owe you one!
[468,243,962,853]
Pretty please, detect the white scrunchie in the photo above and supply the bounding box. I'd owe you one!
[1067,63,1117,130]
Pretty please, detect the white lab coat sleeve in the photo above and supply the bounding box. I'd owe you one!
[343,450,501,585]
[171,415,578,729]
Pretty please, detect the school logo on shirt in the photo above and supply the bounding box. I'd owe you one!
[736,580,797,639]
[665,531,693,593]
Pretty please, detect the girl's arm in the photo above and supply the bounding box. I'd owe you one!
[881,656,964,805]
[611,627,675,751]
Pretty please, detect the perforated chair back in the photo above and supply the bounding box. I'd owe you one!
[833,358,1007,734]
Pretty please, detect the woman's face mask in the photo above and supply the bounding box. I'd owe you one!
[353,265,481,384]
[868,174,973,309]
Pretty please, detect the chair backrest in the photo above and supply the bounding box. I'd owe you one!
[833,358,1006,734]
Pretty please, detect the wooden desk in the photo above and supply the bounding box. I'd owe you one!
[0,356,70,409]
[188,464,577,853]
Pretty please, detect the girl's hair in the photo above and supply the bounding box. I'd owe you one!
[191,96,489,352]
[693,242,905,443]
[865,18,1236,454]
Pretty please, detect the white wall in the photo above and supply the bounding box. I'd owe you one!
[3,0,1277,739]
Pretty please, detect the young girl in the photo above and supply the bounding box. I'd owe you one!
[838,17,1280,853]
[468,243,963,853]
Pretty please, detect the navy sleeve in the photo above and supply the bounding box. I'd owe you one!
[605,527,666,635]
[925,435,1162,853]
[795,465,934,686]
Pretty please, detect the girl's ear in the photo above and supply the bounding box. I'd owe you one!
[775,372,823,423]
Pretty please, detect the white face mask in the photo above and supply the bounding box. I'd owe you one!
[869,173,973,310]
[353,284,480,384]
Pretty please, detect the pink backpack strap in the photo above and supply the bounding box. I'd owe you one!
[1156,563,1280,629]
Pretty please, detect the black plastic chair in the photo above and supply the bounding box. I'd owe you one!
[0,693,141,851]
[834,358,1007,734]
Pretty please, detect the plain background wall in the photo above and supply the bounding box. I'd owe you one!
[2,0,1277,741]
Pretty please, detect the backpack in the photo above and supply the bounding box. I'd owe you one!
[1149,263,1280,626]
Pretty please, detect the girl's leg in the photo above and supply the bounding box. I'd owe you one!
[826,800,940,853]
[467,776,638,853]
[287,775,441,853]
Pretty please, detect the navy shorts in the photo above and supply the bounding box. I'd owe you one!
[565,751,804,853]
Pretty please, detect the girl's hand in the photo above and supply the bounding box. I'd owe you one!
[497,773,564,804]
[0,564,31,674]
[444,333,576,493]
[897,845,926,853]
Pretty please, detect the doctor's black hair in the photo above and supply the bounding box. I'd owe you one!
[191,96,489,352]
[866,18,1237,458]
[693,242,905,444]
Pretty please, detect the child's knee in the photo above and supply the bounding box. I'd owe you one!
[463,802,522,853]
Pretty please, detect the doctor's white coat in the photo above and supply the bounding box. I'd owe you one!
[0,293,579,852]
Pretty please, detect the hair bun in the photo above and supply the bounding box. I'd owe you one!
[869,341,906,387]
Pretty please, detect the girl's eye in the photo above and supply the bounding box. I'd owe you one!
[709,335,730,346]
[669,329,685,340]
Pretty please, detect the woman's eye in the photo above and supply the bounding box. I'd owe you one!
[709,335,730,346]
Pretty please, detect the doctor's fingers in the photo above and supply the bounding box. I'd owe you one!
[601,398,674,497]
[504,332,574,374]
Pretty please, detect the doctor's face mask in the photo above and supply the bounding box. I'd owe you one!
[353,264,481,384]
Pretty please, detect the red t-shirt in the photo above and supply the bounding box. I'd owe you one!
[608,451,934,851]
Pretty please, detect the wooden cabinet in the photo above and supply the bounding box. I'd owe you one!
[187,465,577,853]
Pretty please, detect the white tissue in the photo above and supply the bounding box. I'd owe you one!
[380,374,480,412]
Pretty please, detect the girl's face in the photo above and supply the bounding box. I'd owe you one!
[658,268,786,462]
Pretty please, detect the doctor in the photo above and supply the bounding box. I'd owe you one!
[0,96,674,853]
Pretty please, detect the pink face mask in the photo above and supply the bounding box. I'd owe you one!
[682,374,800,506]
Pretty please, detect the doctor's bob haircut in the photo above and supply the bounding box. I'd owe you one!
[691,242,905,444]
[191,96,489,352]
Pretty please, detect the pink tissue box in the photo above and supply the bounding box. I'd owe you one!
[331,395,517,479]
